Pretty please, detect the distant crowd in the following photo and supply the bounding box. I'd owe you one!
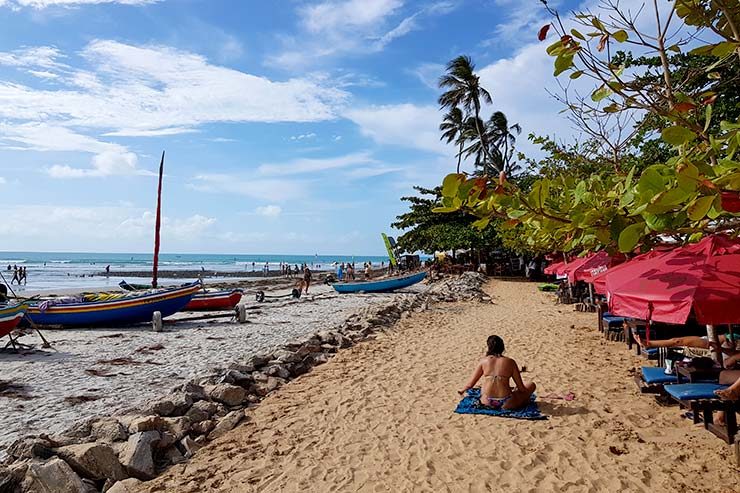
[6,264,27,285]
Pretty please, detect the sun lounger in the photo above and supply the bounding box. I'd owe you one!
[664,383,738,444]
[635,366,678,394]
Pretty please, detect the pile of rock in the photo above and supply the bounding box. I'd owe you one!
[0,274,490,492]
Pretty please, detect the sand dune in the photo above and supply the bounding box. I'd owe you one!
[139,280,738,492]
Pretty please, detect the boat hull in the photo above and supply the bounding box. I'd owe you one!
[0,303,28,338]
[185,289,243,311]
[332,272,427,294]
[25,282,200,328]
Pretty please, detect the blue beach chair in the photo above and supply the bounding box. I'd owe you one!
[664,383,738,444]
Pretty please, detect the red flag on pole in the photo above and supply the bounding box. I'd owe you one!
[152,151,165,288]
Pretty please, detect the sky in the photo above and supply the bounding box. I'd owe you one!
[0,0,589,255]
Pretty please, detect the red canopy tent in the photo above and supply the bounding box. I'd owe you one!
[558,254,591,279]
[543,261,565,275]
[605,235,740,326]
[591,249,667,295]
[568,251,624,283]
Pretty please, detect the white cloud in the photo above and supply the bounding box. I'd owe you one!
[0,177,6,184]
[269,0,459,69]
[345,104,448,155]
[257,152,376,176]
[188,174,307,202]
[102,127,197,137]
[0,40,349,135]
[290,132,316,141]
[409,62,444,90]
[28,70,59,79]
[0,122,124,153]
[48,150,153,178]
[345,166,403,179]
[255,205,282,217]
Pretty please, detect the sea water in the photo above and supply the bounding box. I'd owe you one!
[0,252,391,292]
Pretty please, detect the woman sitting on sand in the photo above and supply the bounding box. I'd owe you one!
[459,335,536,410]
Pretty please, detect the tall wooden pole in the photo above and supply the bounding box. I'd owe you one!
[152,151,165,288]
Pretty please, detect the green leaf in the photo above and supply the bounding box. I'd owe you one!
[612,30,628,42]
[677,163,699,192]
[546,40,564,56]
[704,104,712,132]
[644,213,671,232]
[569,70,584,80]
[441,173,462,198]
[618,222,645,253]
[667,44,681,53]
[662,126,697,146]
[554,53,574,76]
[654,187,690,207]
[471,217,490,229]
[432,206,458,213]
[591,85,611,102]
[711,42,737,58]
[571,29,586,40]
[689,44,715,56]
[687,195,715,220]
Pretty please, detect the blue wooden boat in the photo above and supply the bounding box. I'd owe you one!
[0,302,28,338]
[332,271,427,294]
[25,282,201,328]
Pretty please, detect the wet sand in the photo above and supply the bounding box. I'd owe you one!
[139,279,738,493]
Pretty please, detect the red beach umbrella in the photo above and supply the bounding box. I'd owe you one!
[569,251,623,283]
[558,254,591,278]
[591,249,669,295]
[605,235,740,326]
[543,261,565,275]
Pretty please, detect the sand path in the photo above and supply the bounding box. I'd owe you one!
[140,280,738,492]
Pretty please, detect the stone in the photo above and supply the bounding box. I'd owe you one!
[228,362,255,374]
[290,362,310,377]
[319,344,337,353]
[264,364,290,380]
[148,398,175,417]
[163,446,185,465]
[313,353,331,365]
[254,377,285,396]
[161,417,191,441]
[220,369,253,388]
[294,343,323,358]
[251,372,268,383]
[207,410,245,441]
[182,382,207,402]
[0,462,27,493]
[246,352,271,368]
[90,418,128,443]
[270,349,301,364]
[316,330,336,344]
[190,419,217,436]
[5,436,55,461]
[128,415,164,434]
[156,431,177,450]
[24,458,86,493]
[207,383,247,406]
[118,431,159,480]
[178,437,201,458]
[57,443,127,481]
[105,478,143,493]
[336,334,352,349]
[189,400,221,418]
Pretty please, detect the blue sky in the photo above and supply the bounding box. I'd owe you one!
[0,0,586,255]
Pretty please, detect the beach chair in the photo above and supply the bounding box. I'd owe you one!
[664,383,739,445]
[635,366,679,394]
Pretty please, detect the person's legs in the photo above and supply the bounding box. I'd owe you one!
[636,335,708,349]
[716,371,740,400]
[502,382,536,410]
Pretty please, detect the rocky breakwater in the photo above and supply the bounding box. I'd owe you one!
[0,272,492,493]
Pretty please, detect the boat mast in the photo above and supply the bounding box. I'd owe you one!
[152,151,165,288]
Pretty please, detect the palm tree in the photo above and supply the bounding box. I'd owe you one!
[438,55,497,172]
[487,111,522,175]
[439,108,467,173]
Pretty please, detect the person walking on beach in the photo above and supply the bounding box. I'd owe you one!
[10,265,19,285]
[105,265,111,275]
[303,266,312,294]
[459,335,536,410]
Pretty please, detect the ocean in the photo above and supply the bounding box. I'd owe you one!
[0,252,391,292]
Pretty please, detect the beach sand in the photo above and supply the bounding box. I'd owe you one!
[0,284,418,452]
[139,279,738,492]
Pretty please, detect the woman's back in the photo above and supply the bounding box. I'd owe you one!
[480,355,515,398]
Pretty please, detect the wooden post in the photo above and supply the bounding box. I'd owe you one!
[152,311,163,332]
[706,324,723,367]
[237,304,247,323]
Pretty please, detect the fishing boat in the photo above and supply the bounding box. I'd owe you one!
[0,302,28,338]
[185,288,243,311]
[332,271,427,294]
[25,282,201,328]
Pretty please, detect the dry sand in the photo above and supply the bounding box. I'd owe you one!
[0,284,417,452]
[140,279,739,493]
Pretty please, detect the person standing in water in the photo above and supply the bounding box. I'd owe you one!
[10,265,19,285]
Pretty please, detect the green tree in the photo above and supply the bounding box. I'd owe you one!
[439,107,467,173]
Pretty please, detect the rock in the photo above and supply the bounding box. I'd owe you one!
[189,400,221,419]
[0,462,27,492]
[320,344,337,353]
[182,382,207,402]
[264,364,290,380]
[178,437,201,458]
[227,362,255,374]
[90,418,128,443]
[5,436,56,461]
[148,398,175,417]
[290,362,310,377]
[161,417,191,441]
[207,383,247,406]
[220,369,253,388]
[316,330,336,344]
[207,410,245,441]
[128,415,164,434]
[24,458,86,493]
[336,334,352,349]
[253,377,285,396]
[156,431,177,450]
[149,393,193,417]
[193,435,207,445]
[246,394,261,404]
[190,420,217,436]
[246,352,271,368]
[251,372,268,383]
[118,431,159,480]
[185,405,210,424]
[270,349,301,364]
[57,443,127,481]
[294,342,323,358]
[312,353,331,365]
[163,446,185,465]
[105,478,143,493]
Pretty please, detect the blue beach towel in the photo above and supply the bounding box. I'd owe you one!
[454,388,547,420]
